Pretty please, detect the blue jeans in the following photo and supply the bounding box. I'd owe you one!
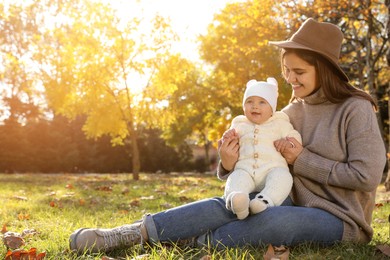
[143,194,343,248]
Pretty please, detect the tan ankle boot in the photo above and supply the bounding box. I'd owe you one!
[69,222,148,253]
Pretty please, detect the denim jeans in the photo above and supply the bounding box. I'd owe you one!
[144,194,343,248]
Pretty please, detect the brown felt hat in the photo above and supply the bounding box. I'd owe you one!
[269,18,349,81]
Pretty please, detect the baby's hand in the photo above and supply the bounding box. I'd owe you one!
[274,137,303,165]
[222,129,238,143]
[274,138,295,152]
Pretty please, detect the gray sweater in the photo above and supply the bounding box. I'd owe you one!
[218,88,386,243]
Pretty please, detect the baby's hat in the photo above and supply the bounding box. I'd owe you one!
[243,77,278,112]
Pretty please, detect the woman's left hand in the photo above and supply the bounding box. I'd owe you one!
[274,137,303,165]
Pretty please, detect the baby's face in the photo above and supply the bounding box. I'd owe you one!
[243,96,273,125]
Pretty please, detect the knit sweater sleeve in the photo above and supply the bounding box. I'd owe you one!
[293,99,385,192]
[216,161,231,180]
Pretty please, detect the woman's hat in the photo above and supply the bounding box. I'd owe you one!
[243,77,278,113]
[269,18,349,81]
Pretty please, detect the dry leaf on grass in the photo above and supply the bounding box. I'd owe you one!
[122,187,130,194]
[130,254,150,259]
[3,229,39,248]
[140,195,155,200]
[263,244,290,260]
[130,199,141,207]
[5,247,46,260]
[21,229,38,237]
[12,196,28,201]
[95,185,112,191]
[17,213,30,220]
[376,244,390,257]
[101,256,118,260]
[2,232,25,249]
[2,224,7,234]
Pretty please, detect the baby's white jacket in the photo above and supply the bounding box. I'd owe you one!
[231,111,302,173]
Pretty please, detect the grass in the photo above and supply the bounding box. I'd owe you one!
[0,173,389,259]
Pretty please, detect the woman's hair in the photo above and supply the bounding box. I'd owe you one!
[280,48,377,110]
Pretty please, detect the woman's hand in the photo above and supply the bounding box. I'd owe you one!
[218,130,239,171]
[274,137,303,165]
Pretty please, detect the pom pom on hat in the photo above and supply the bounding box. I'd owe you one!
[243,77,279,112]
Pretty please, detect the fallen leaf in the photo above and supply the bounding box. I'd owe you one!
[130,254,150,260]
[47,191,56,196]
[2,231,25,249]
[179,196,190,202]
[5,247,46,260]
[377,244,390,257]
[161,203,172,208]
[63,192,75,197]
[95,186,112,191]
[21,229,38,237]
[2,224,7,234]
[65,184,74,189]
[101,256,117,260]
[17,213,30,220]
[140,195,154,200]
[374,218,387,223]
[129,199,141,207]
[154,189,168,195]
[12,196,28,201]
[263,244,289,260]
[375,203,383,208]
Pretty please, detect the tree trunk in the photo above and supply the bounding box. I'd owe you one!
[125,116,140,180]
[131,131,140,180]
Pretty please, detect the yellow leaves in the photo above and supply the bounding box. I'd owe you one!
[82,102,129,140]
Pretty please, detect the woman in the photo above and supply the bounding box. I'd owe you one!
[69,18,386,253]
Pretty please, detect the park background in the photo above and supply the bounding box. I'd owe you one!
[0,0,389,182]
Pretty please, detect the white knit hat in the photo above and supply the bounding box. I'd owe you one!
[243,77,279,112]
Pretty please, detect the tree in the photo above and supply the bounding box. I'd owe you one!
[36,0,177,180]
[0,2,43,125]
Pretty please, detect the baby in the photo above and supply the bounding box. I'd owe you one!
[222,77,302,219]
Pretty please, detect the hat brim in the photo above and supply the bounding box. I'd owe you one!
[269,40,349,82]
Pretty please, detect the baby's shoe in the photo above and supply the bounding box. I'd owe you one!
[249,195,269,215]
[227,192,250,219]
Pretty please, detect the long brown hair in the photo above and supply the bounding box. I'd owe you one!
[280,49,377,110]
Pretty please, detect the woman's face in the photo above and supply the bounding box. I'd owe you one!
[282,52,318,98]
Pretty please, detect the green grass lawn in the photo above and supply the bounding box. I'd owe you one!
[0,173,389,259]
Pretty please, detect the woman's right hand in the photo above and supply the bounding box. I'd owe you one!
[218,131,239,171]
